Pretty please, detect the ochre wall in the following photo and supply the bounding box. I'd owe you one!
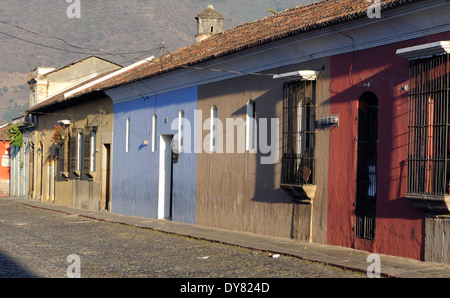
[36,95,114,211]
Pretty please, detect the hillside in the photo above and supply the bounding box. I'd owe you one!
[0,0,315,122]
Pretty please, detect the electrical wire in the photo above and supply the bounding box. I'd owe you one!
[0,19,321,84]
[0,19,163,59]
[0,19,328,121]
[0,29,99,55]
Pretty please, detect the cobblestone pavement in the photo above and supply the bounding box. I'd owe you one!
[0,200,366,278]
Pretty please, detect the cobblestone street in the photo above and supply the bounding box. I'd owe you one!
[0,199,366,279]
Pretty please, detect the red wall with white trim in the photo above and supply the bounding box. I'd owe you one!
[328,32,450,260]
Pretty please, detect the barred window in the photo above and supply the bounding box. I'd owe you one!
[407,53,450,196]
[77,132,83,172]
[355,92,378,240]
[281,80,316,186]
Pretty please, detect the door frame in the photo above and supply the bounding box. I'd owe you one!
[158,134,174,219]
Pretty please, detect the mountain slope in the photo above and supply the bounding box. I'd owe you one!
[0,0,315,121]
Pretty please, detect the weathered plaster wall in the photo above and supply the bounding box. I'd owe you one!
[111,87,197,224]
[328,32,450,260]
[36,95,114,211]
[196,58,330,240]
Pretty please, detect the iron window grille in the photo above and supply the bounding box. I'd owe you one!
[355,93,378,240]
[406,53,450,197]
[281,80,316,186]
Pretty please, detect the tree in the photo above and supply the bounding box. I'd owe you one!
[9,124,23,148]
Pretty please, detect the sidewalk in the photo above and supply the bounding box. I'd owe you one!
[2,196,450,278]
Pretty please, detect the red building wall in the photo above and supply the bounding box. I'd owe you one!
[0,141,10,196]
[328,32,450,260]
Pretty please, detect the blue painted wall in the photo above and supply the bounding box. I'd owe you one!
[111,87,197,224]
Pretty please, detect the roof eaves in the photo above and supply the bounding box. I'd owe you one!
[26,70,116,113]
[65,0,424,97]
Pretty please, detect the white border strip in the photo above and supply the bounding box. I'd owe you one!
[64,56,155,99]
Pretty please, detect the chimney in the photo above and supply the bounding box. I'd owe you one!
[195,5,224,42]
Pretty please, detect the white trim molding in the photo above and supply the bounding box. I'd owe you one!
[396,41,450,60]
[273,70,320,81]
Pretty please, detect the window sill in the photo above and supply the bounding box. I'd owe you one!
[281,184,316,204]
[405,192,450,215]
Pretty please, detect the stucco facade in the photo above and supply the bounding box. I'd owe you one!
[32,0,450,264]
[0,125,10,196]
[328,31,450,263]
[196,58,330,242]
[33,93,114,211]
[110,87,198,223]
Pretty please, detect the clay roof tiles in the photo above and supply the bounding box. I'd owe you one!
[56,0,423,100]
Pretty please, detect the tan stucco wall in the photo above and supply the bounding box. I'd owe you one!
[311,60,330,244]
[196,58,330,241]
[35,95,114,211]
[46,57,120,99]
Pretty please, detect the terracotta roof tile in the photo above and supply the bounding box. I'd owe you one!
[67,0,421,99]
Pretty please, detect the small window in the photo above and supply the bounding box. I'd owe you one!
[90,130,96,172]
[152,114,157,152]
[77,132,82,171]
[179,110,185,153]
[126,118,130,153]
[211,106,218,152]
[355,92,378,240]
[246,101,256,151]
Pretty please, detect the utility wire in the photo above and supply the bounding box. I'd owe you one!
[0,19,298,81]
[0,29,100,55]
[0,18,328,123]
[0,19,162,60]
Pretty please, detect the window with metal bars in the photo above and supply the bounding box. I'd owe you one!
[281,80,316,186]
[355,92,378,240]
[406,53,450,197]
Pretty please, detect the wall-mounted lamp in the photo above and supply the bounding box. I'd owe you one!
[273,70,320,81]
[57,120,71,126]
[142,140,149,146]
